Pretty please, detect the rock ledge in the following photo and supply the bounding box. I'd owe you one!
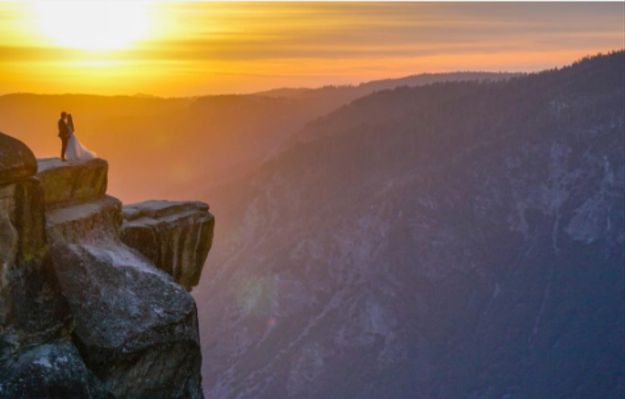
[37,157,108,208]
[122,200,215,290]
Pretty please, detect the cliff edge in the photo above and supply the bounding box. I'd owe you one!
[0,132,214,398]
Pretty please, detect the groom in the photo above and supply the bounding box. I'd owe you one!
[58,111,69,161]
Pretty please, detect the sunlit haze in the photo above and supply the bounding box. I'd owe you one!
[0,2,624,397]
[34,1,149,50]
[0,1,623,96]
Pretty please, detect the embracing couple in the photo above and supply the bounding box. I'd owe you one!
[58,111,96,162]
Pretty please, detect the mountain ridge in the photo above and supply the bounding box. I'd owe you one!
[196,50,625,398]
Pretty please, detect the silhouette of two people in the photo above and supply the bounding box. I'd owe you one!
[56,111,96,161]
[57,111,74,161]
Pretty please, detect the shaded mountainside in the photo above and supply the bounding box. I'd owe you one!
[0,135,214,398]
[0,73,514,203]
[258,72,518,99]
[196,52,625,398]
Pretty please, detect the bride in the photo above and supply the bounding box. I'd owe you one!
[65,113,96,161]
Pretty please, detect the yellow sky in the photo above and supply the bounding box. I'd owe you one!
[0,1,623,96]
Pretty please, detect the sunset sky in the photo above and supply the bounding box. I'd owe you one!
[0,1,623,96]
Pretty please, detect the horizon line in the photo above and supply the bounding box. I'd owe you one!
[1,48,622,99]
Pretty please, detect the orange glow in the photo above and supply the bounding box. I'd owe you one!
[0,2,623,96]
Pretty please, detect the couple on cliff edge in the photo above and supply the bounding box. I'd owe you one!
[58,111,96,162]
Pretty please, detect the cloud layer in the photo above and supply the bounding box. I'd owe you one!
[0,2,623,96]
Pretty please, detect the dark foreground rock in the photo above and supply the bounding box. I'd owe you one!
[50,243,203,398]
[122,200,215,290]
[0,339,112,398]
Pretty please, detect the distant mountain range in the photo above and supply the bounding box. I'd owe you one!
[258,71,518,104]
[194,51,625,398]
[0,72,516,203]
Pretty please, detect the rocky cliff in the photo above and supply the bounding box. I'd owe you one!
[0,134,214,398]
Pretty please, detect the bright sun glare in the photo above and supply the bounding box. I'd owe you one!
[34,1,150,51]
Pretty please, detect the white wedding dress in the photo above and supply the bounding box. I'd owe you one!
[65,128,96,161]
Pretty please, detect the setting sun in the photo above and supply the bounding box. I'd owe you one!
[0,2,623,96]
[34,1,149,51]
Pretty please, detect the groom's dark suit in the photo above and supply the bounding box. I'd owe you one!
[58,117,69,161]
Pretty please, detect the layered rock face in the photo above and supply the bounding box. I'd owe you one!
[0,132,104,398]
[122,201,215,290]
[0,132,213,398]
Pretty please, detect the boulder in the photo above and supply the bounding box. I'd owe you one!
[45,196,122,244]
[37,158,108,208]
[0,339,111,399]
[122,201,214,290]
[0,132,37,185]
[50,243,203,398]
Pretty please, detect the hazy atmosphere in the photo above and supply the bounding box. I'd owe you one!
[0,2,623,399]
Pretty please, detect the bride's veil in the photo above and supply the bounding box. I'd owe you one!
[64,113,96,160]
